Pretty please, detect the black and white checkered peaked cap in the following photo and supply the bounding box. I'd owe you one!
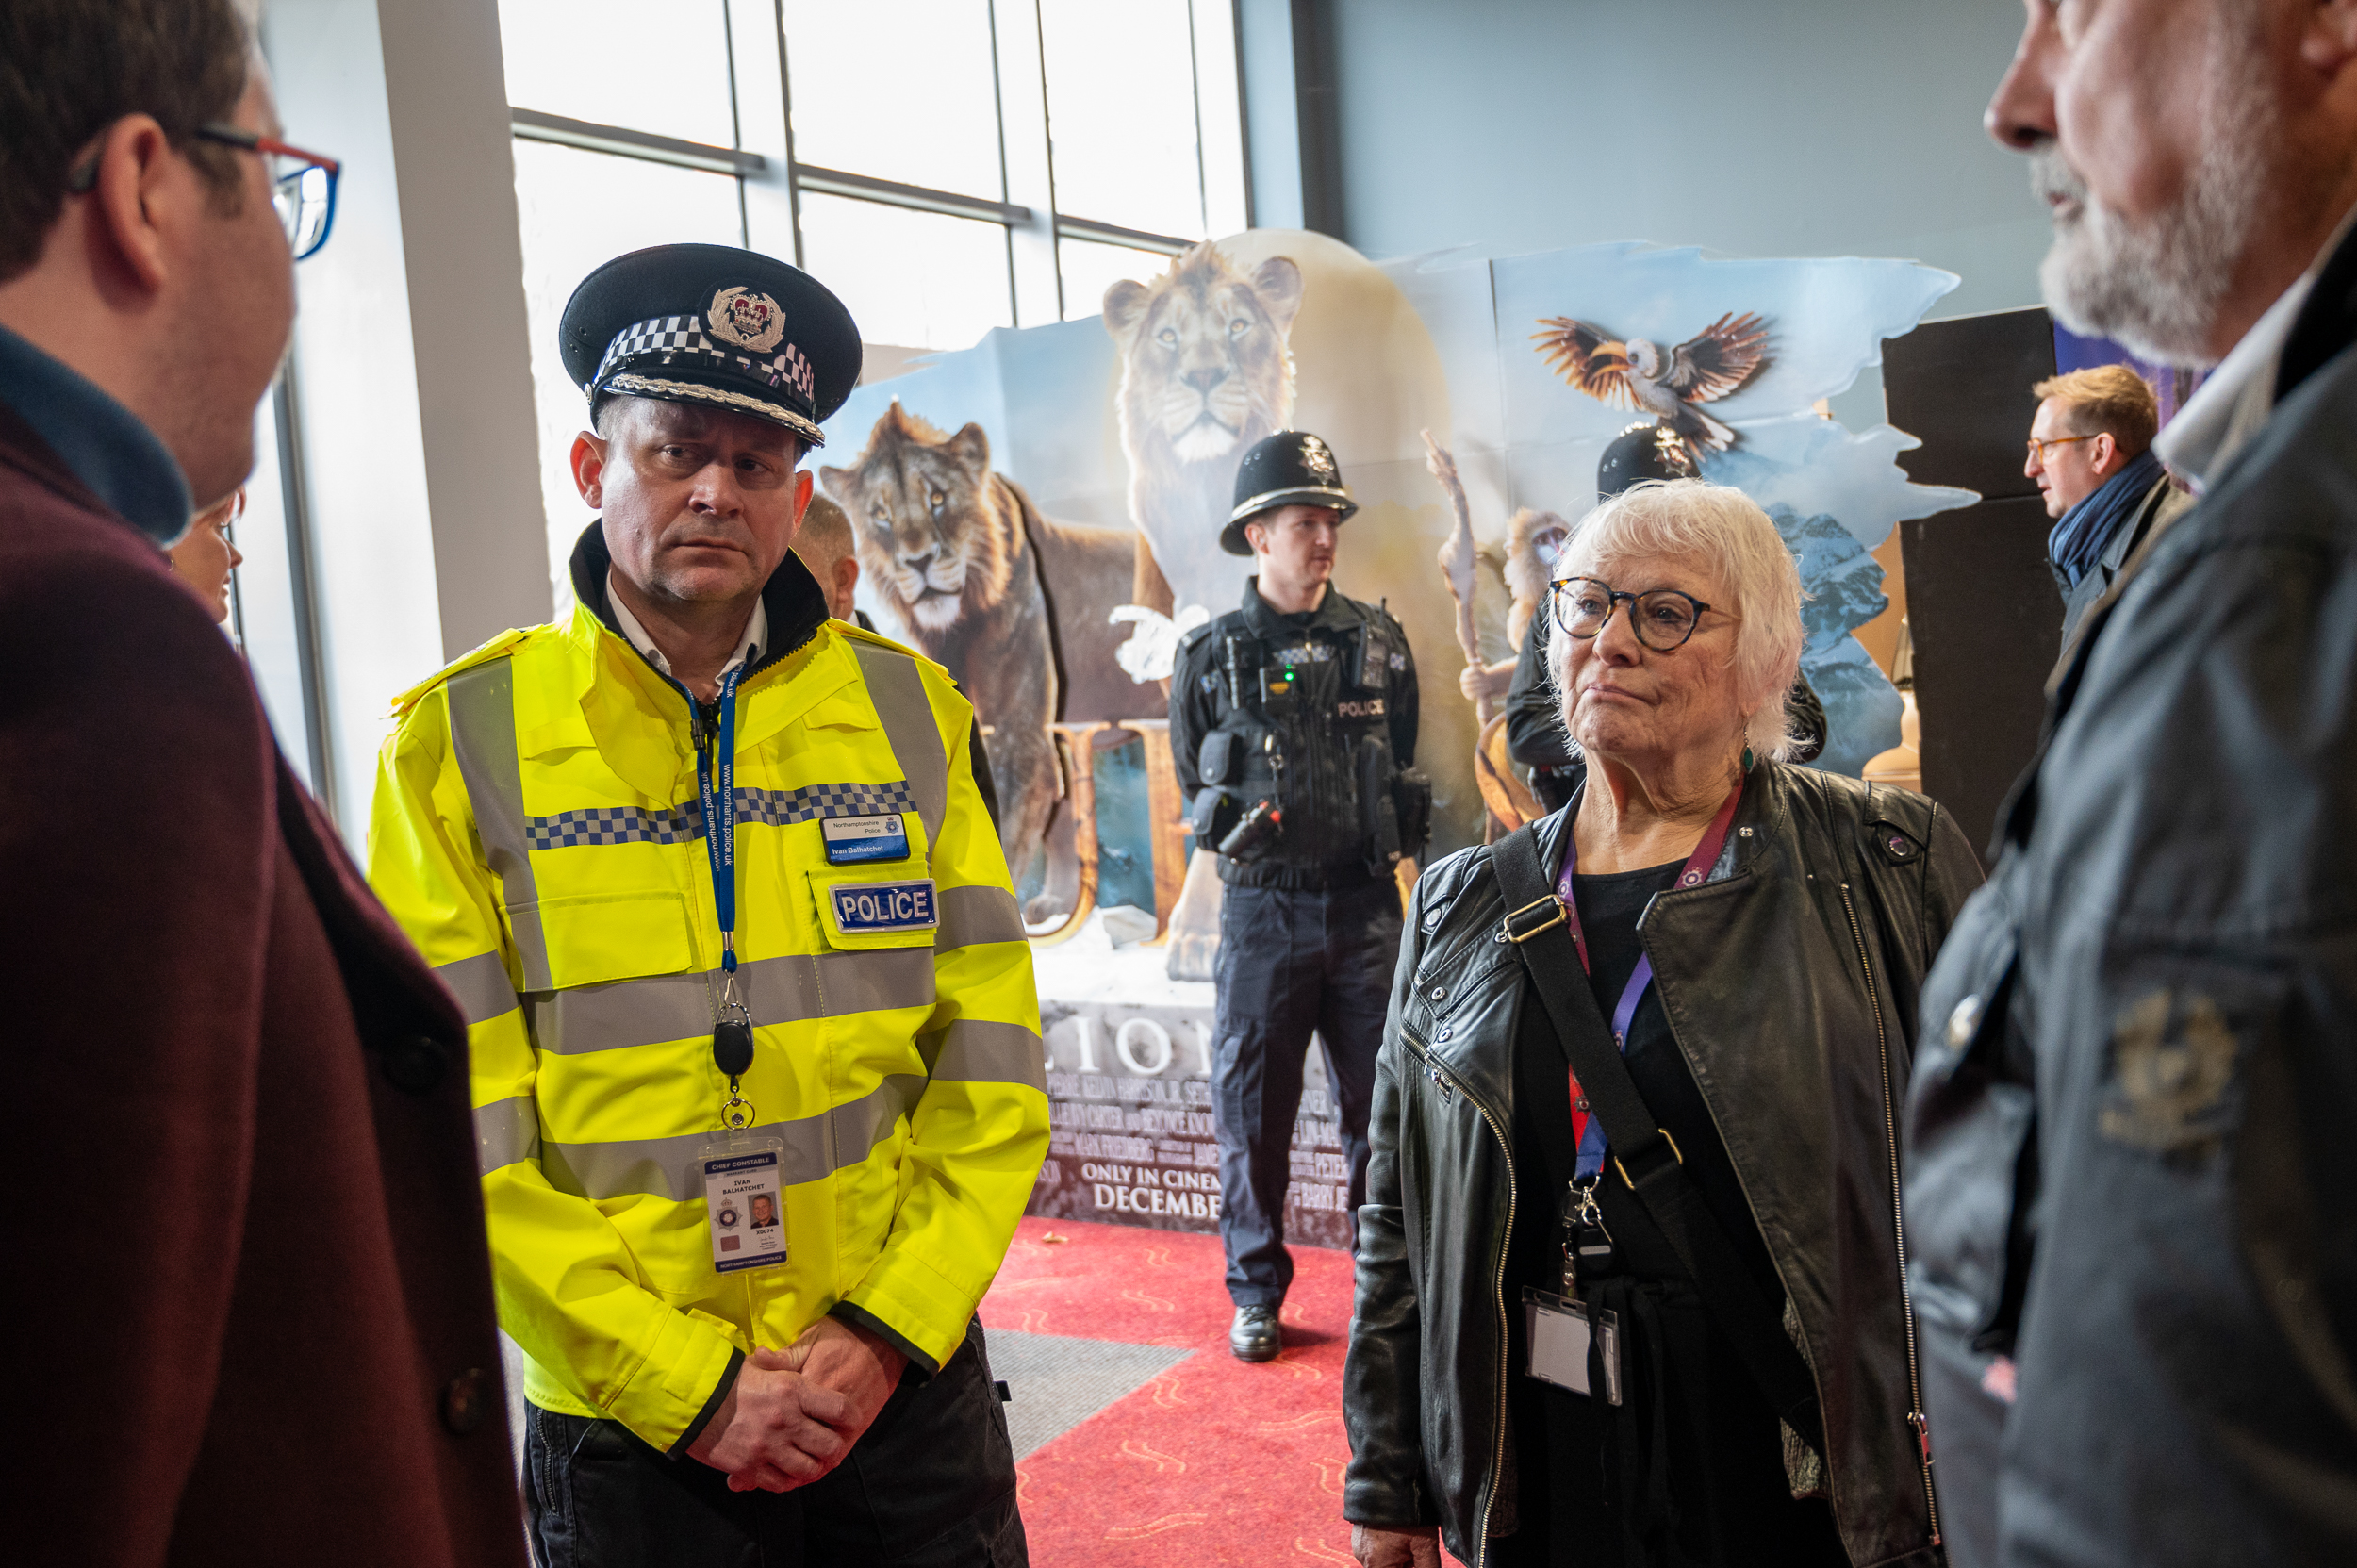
[559,243,862,446]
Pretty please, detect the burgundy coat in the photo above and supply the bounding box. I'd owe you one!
[0,404,524,1565]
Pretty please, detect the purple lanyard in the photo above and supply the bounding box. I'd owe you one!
[1557,783,1743,1179]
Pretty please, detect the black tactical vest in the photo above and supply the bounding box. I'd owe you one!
[1187,592,1427,887]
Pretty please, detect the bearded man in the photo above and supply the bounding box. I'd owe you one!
[1904,5,2357,1564]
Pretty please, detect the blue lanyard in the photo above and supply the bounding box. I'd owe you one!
[1556,784,1742,1180]
[676,664,746,974]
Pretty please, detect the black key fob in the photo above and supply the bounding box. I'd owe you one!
[712,1020,755,1078]
[1572,1220,1622,1280]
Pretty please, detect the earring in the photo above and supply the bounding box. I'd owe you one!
[1741,745,1755,772]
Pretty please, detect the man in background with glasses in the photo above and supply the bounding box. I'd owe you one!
[0,4,520,1564]
[2024,365,2185,645]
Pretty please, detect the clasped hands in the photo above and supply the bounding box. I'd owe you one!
[685,1315,908,1493]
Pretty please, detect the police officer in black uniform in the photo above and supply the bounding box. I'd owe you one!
[1169,431,1428,1362]
[1506,420,1826,809]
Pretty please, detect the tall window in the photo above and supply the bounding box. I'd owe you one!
[498,0,1246,599]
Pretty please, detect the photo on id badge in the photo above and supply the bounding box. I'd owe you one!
[703,1135,788,1273]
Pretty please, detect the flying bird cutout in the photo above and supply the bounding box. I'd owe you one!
[1532,311,1771,453]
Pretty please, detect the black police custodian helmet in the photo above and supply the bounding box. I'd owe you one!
[1223,430,1358,555]
[559,242,862,447]
[1596,420,1699,500]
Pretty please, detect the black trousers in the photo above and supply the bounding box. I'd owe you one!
[523,1317,1025,1568]
[1211,879,1399,1306]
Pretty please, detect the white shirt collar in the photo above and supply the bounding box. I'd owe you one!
[606,571,767,685]
[2156,202,2357,492]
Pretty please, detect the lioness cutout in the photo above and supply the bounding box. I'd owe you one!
[820,404,1143,913]
[1105,241,1303,618]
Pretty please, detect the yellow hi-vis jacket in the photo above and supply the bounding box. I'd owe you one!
[366,558,1047,1455]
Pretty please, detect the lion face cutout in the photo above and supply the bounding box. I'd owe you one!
[1106,243,1302,469]
[818,404,1014,635]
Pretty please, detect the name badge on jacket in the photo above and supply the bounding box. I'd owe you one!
[831,879,938,934]
[822,811,911,864]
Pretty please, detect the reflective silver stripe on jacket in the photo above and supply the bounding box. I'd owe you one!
[933,884,1025,951]
[435,950,519,1027]
[530,949,938,1055]
[446,660,553,992]
[540,1074,928,1201]
[850,643,948,845]
[920,1017,1047,1092]
[474,1095,542,1174]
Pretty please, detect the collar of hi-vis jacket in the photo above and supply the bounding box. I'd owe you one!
[542,520,862,804]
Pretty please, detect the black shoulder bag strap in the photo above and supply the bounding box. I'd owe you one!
[1490,822,1827,1456]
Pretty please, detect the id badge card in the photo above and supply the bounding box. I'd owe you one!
[700,1134,788,1274]
[1523,1286,1622,1404]
[822,811,910,865]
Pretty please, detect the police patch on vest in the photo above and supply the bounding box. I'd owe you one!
[831,880,938,933]
[1337,699,1387,718]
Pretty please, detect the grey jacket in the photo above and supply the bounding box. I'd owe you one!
[1907,224,2357,1567]
[1344,764,1979,1567]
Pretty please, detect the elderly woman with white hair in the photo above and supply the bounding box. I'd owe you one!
[1343,480,1981,1568]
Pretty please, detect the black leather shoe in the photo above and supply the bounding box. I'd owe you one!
[1229,1304,1282,1362]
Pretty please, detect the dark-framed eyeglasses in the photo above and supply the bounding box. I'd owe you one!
[1549,575,1724,652]
[2025,433,2097,463]
[68,121,341,260]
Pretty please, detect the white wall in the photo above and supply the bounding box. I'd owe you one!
[1265,0,2052,422]
[265,0,550,842]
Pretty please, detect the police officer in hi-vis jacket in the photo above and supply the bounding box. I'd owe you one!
[1169,431,1428,1362]
[369,243,1046,1567]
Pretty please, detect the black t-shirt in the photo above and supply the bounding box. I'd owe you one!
[1508,859,1781,1299]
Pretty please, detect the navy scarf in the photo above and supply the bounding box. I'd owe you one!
[2048,446,2163,588]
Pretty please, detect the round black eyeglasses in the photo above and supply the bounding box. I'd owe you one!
[1548,575,1724,652]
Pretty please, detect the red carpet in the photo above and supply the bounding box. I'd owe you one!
[981,1215,1472,1567]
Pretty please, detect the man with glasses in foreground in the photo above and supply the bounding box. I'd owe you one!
[0,3,519,1563]
[2023,365,2184,645]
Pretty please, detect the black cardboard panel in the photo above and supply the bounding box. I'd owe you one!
[1902,493,2062,850]
[1884,308,2057,502]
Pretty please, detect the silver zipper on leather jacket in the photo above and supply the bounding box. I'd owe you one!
[1403,1023,1513,1568]
[1838,882,1942,1549]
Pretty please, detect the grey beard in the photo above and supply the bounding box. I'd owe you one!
[2029,21,2276,371]
[2033,140,2260,369]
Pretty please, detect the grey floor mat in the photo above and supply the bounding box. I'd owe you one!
[982,1329,1197,1459]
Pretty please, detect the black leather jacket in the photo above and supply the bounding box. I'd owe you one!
[1344,763,1980,1567]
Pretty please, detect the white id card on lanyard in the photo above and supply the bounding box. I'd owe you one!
[701,1133,788,1273]
[1523,1287,1623,1404]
